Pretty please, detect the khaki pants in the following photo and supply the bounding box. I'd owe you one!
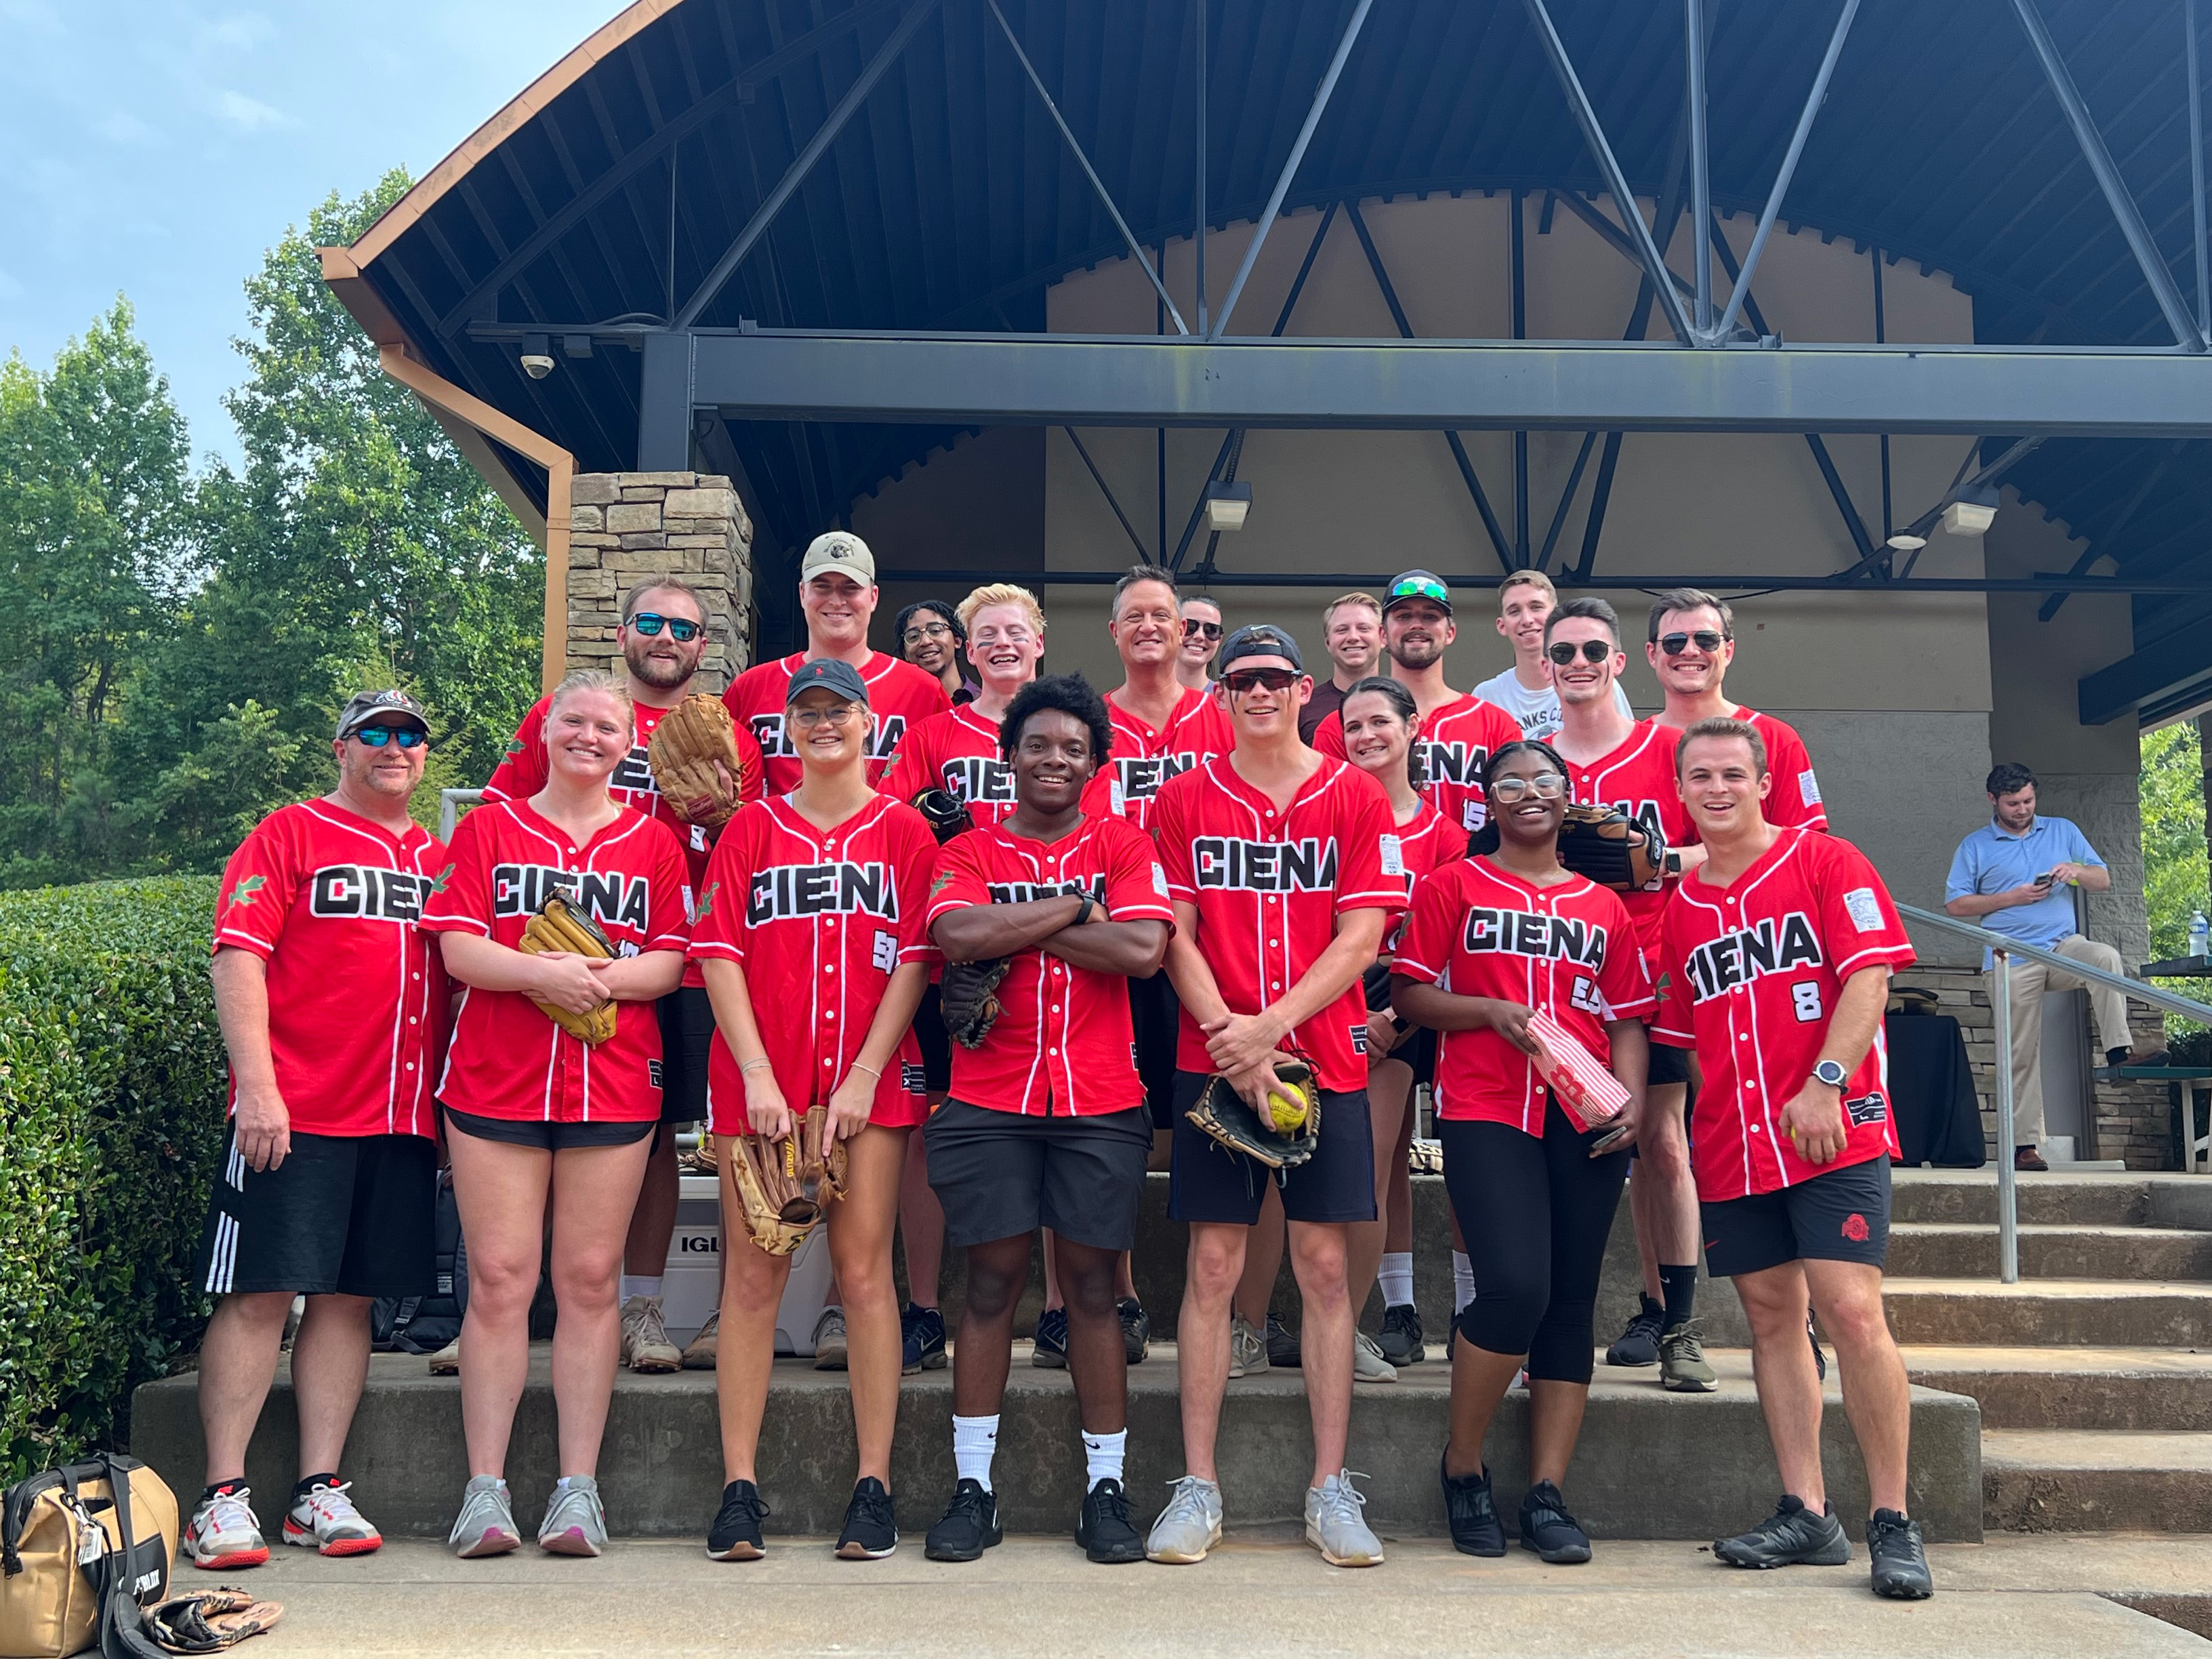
[1994,935,2131,1148]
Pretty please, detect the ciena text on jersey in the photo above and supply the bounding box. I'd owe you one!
[747,712,909,760]
[1114,751,1201,801]
[308,865,439,923]
[1191,836,1340,891]
[941,756,1016,804]
[747,861,899,923]
[985,878,1110,906]
[491,864,651,932]
[1679,911,1824,1002]
[1461,907,1609,969]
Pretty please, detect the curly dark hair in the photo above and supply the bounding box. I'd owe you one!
[892,599,965,661]
[1000,672,1115,766]
[1468,738,1571,855]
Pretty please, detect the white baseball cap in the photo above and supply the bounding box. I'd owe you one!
[800,530,876,584]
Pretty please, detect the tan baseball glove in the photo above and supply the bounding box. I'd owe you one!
[518,895,618,1044]
[723,1105,849,1256]
[648,693,743,829]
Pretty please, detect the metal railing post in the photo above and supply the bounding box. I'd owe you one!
[1990,947,2020,1284]
[439,788,484,843]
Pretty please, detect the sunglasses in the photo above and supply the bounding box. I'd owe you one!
[1387,576,1450,605]
[630,611,701,642]
[1545,639,1615,666]
[353,725,428,749]
[1488,773,1567,803]
[1221,668,1300,693]
[1183,619,1223,640]
[1657,629,1730,656]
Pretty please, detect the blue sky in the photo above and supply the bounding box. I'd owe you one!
[0,0,614,464]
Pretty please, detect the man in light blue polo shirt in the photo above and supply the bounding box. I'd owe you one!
[1945,763,2165,1170]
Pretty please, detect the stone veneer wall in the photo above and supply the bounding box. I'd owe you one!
[565,472,754,692]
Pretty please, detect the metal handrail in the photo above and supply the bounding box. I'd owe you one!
[1894,902,2212,1283]
[438,788,484,842]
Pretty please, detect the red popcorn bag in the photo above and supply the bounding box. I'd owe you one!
[1527,1009,1629,1128]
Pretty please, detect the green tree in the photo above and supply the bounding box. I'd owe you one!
[2139,720,2209,1039]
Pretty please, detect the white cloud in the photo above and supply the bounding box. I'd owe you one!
[211,89,291,132]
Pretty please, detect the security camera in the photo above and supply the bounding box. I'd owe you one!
[520,334,555,380]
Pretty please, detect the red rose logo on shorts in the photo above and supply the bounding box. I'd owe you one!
[1841,1212,1870,1243]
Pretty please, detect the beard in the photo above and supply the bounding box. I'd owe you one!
[626,641,697,690]
[1390,636,1443,672]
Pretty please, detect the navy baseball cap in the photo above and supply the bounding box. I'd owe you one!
[336,688,430,741]
[1216,625,1305,673]
[1382,569,1452,615]
[785,657,872,706]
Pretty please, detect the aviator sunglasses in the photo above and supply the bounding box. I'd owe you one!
[1657,629,1730,655]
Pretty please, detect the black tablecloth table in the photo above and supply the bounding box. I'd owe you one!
[1883,1012,1986,1168]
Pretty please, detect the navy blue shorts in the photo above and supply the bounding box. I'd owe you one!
[1701,1153,1892,1279]
[1167,1070,1376,1226]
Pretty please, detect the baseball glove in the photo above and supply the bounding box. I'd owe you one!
[1557,802,1666,891]
[723,1105,848,1256]
[144,1589,286,1653]
[912,787,975,844]
[518,895,618,1044]
[647,693,743,829]
[941,955,1010,1048]
[1185,1053,1322,1170]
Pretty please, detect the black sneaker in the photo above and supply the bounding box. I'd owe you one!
[923,1478,1001,1562]
[1031,1307,1069,1368]
[1606,1294,1664,1366]
[1116,1298,1151,1365]
[1808,1313,1828,1382]
[706,1479,768,1561]
[901,1303,947,1375]
[1519,1479,1592,1565]
[834,1477,898,1560]
[1714,1494,1851,1569]
[1867,1509,1933,1599]
[1439,1458,1506,1558]
[1076,1477,1145,1563]
[1265,1312,1302,1369]
[1377,1303,1425,1366]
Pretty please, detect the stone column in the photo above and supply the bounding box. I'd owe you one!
[564,472,754,692]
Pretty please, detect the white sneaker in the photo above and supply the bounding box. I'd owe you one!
[427,1338,460,1376]
[1305,1470,1382,1567]
[538,1476,609,1557]
[283,1479,382,1556]
[620,1295,681,1373]
[448,1475,520,1559]
[1228,1315,1268,1380]
[1145,1475,1224,1564]
[182,1486,268,1571]
[1353,1333,1399,1383]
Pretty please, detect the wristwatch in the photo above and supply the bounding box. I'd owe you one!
[1071,893,1096,926]
[1811,1059,1848,1091]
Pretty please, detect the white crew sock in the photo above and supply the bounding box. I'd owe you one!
[1082,1429,1127,1488]
[620,1276,662,1303]
[1452,1250,1475,1314]
[954,1414,1000,1491]
[1378,1252,1414,1309]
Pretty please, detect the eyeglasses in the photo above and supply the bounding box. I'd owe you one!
[901,621,954,644]
[630,611,701,642]
[1545,639,1614,666]
[1183,619,1223,640]
[1488,773,1567,803]
[1387,575,1450,605]
[789,705,861,730]
[1221,668,1300,693]
[1657,629,1730,656]
[353,726,428,749]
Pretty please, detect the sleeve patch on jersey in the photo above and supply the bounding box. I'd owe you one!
[930,870,956,896]
[1843,886,1884,933]
[430,863,454,895]
[1111,778,1128,815]
[694,880,718,923]
[1378,834,1406,878]
[1799,769,1822,806]
[1462,801,1488,832]
[1151,862,1170,897]
[872,929,899,972]
[224,874,266,909]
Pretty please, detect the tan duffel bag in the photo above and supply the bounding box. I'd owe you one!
[1,1455,177,1658]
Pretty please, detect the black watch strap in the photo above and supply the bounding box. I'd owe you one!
[1073,893,1095,926]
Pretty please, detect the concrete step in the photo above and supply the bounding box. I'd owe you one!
[1982,1430,2212,1534]
[1887,1222,2212,1281]
[1891,1169,2212,1229]
[128,1345,1984,1544]
[1881,1278,2212,1347]
[1902,1345,2212,1431]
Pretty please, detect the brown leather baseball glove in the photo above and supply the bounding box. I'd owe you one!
[648,693,743,829]
[723,1105,849,1256]
[518,895,617,1044]
[1557,802,1666,891]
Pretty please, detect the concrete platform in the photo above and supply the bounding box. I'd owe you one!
[1982,1429,2212,1534]
[169,1536,2212,1658]
[1901,1345,2212,1431]
[1880,1279,2212,1347]
[1887,1170,2212,1230]
[129,1345,1983,1544]
[1887,1222,2212,1281]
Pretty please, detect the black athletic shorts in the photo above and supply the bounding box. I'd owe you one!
[1701,1153,1893,1279]
[1362,962,1436,1086]
[657,985,716,1126]
[1128,968,1181,1130]
[914,981,953,1095]
[442,1106,657,1153]
[195,1124,436,1298]
[924,1100,1152,1252]
[1168,1070,1376,1226]
[1647,1033,1691,1087]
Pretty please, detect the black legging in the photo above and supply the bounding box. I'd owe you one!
[1441,1100,1630,1385]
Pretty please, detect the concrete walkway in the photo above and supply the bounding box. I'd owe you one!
[205,1535,2211,1656]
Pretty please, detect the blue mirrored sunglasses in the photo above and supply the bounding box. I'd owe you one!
[1388,577,1449,605]
[630,611,701,641]
[354,725,428,748]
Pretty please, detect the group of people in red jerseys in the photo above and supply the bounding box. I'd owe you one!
[180,533,1931,1600]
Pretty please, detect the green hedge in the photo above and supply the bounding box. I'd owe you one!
[0,877,227,1482]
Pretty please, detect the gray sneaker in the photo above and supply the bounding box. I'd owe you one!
[537,1476,609,1557]
[1145,1475,1224,1564]
[1354,1332,1399,1383]
[1305,1470,1382,1568]
[621,1295,682,1373]
[1229,1315,1268,1379]
[812,1306,848,1371]
[447,1476,520,1559]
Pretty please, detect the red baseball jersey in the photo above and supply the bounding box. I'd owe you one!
[1314,693,1523,834]
[1154,756,1400,1092]
[1393,857,1654,1134]
[1652,708,1829,836]
[722,650,951,796]
[926,815,1176,1116]
[1559,720,1683,962]
[1651,827,1916,1200]
[880,704,1017,827]
[421,800,692,1123]
[1379,800,1469,954]
[211,801,448,1139]
[689,794,936,1135]
[1080,685,1233,834]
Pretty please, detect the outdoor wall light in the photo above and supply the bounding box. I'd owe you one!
[1942,483,2001,537]
[519,334,556,380]
[1885,533,1929,552]
[1202,480,1253,532]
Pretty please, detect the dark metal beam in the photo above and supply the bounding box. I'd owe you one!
[1063,426,1151,561]
[2081,624,2212,724]
[1193,0,1208,336]
[1685,0,1713,337]
[2039,445,2175,621]
[672,0,938,330]
[637,329,692,469]
[2192,0,2210,337]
